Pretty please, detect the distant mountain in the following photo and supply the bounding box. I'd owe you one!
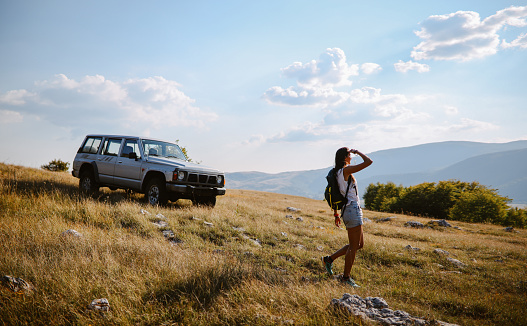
[226,140,527,204]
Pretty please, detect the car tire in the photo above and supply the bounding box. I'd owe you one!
[79,170,99,195]
[192,195,216,207]
[146,178,168,206]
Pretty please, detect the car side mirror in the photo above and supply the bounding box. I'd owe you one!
[129,152,138,160]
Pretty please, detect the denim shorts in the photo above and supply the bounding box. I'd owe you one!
[342,202,363,229]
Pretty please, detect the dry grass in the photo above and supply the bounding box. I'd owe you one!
[1,162,526,325]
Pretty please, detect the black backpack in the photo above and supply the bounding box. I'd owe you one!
[324,168,351,210]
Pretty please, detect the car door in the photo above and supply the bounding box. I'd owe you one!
[114,138,143,190]
[97,137,123,184]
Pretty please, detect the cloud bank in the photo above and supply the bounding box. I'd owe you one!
[0,74,217,132]
[412,6,527,61]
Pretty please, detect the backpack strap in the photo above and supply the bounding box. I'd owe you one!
[341,175,352,211]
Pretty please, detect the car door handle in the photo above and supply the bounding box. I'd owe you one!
[118,161,123,163]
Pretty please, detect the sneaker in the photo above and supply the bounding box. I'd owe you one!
[340,275,360,288]
[321,256,333,276]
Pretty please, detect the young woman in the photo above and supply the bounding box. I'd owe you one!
[322,147,373,287]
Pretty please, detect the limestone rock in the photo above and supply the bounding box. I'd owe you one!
[434,249,450,256]
[331,294,459,326]
[405,221,424,228]
[287,207,301,212]
[60,229,83,238]
[88,298,110,311]
[447,258,466,268]
[1,275,34,294]
[427,219,452,227]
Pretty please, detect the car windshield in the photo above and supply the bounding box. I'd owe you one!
[142,139,187,161]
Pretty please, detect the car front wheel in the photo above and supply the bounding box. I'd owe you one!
[146,178,168,205]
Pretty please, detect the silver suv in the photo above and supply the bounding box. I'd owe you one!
[72,135,226,207]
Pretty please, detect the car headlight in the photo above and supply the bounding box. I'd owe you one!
[217,175,223,185]
[173,171,186,181]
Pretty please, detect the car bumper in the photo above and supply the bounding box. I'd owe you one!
[167,184,226,196]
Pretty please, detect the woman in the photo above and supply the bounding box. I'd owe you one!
[322,147,373,287]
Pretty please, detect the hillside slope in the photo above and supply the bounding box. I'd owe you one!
[1,163,526,326]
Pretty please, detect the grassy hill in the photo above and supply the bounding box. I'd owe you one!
[1,163,526,325]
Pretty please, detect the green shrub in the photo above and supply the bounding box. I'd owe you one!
[449,189,509,224]
[363,180,519,226]
[41,159,70,172]
[502,208,527,229]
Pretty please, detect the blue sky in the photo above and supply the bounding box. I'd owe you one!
[1,0,526,173]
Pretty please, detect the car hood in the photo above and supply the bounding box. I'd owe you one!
[145,156,224,174]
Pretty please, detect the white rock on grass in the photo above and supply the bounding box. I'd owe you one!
[60,229,83,238]
[404,221,424,228]
[287,207,301,212]
[331,294,459,326]
[434,249,450,256]
[88,298,110,311]
[447,258,466,268]
[1,275,34,294]
[404,245,421,251]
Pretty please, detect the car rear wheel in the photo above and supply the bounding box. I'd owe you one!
[146,178,168,205]
[79,170,99,195]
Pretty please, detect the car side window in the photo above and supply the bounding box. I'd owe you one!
[80,137,102,154]
[121,139,141,159]
[101,138,122,156]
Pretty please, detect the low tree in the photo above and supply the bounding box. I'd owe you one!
[41,159,70,172]
[449,189,510,224]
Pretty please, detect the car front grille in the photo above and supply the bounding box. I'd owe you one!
[187,173,218,186]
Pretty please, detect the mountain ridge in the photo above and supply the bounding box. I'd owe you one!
[226,140,527,203]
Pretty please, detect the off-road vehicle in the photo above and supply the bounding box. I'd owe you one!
[72,135,225,207]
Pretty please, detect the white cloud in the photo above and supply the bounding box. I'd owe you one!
[0,74,217,132]
[411,6,527,61]
[281,48,359,87]
[0,110,23,124]
[444,105,459,115]
[501,32,527,49]
[262,85,349,108]
[394,60,431,73]
[264,48,384,108]
[361,63,382,74]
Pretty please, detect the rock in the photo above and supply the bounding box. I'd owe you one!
[281,232,288,237]
[363,217,371,223]
[405,245,421,251]
[316,246,324,251]
[331,294,459,326]
[504,227,517,232]
[140,209,150,215]
[405,221,424,228]
[60,229,83,238]
[378,216,397,222]
[232,227,245,232]
[434,249,450,256]
[296,217,304,222]
[287,207,301,212]
[285,215,294,219]
[447,258,466,268]
[152,220,169,228]
[1,275,34,294]
[204,221,213,227]
[428,219,452,227]
[88,298,110,311]
[155,213,166,219]
[293,244,305,250]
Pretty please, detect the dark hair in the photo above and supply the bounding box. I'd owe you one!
[335,147,349,170]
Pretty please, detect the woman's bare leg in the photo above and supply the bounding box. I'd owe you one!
[343,225,363,277]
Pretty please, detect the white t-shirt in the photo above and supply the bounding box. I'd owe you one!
[337,168,360,205]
